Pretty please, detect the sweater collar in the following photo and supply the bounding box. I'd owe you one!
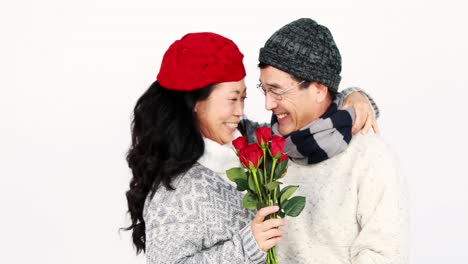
[197,130,242,174]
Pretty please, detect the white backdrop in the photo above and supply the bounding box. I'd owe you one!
[1,0,467,263]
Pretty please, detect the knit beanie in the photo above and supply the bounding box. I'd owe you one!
[259,18,342,92]
[157,32,246,91]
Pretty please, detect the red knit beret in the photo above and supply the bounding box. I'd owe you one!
[157,32,246,91]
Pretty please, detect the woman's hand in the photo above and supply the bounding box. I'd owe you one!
[251,206,286,252]
[342,92,380,135]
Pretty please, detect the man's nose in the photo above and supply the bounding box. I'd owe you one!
[265,92,278,111]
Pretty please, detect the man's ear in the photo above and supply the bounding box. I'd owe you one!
[313,82,329,103]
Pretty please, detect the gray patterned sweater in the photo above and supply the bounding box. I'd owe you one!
[143,139,266,264]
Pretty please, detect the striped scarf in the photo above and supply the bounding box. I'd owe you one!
[271,93,355,165]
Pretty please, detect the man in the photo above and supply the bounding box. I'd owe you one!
[257,18,408,263]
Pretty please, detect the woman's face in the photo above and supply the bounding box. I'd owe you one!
[195,80,246,145]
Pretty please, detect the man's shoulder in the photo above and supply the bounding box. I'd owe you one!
[349,133,392,153]
[348,133,399,171]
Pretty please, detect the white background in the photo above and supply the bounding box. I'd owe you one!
[1,0,467,263]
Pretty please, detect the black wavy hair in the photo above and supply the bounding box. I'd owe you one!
[124,81,214,253]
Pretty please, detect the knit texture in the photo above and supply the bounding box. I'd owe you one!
[341,86,380,118]
[259,18,342,92]
[143,139,266,263]
[276,133,409,263]
[157,32,246,91]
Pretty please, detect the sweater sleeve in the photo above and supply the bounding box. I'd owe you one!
[350,139,409,264]
[145,220,266,264]
[341,86,380,119]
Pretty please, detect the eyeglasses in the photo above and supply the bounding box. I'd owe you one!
[256,80,305,101]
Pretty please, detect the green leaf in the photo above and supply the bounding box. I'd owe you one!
[256,200,267,210]
[277,210,285,218]
[274,159,288,179]
[234,179,249,191]
[243,192,258,209]
[226,167,247,182]
[279,185,299,205]
[257,168,264,185]
[248,172,257,193]
[265,181,280,191]
[282,196,306,217]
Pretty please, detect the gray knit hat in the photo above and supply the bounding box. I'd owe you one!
[259,18,342,92]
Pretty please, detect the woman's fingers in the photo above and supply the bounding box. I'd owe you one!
[251,206,286,252]
[259,236,282,252]
[252,206,279,224]
[372,116,381,135]
[258,227,283,240]
[352,105,367,135]
[256,218,286,232]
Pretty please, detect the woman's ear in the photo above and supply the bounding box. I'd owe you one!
[194,100,204,114]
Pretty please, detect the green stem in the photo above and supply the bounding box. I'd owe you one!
[262,148,270,206]
[269,158,278,186]
[263,148,267,184]
[272,247,278,263]
[267,247,278,264]
[270,158,279,215]
[251,169,263,203]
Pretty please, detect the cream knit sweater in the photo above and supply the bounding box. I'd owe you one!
[276,133,409,264]
[152,130,408,263]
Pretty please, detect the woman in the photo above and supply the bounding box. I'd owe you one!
[124,32,377,263]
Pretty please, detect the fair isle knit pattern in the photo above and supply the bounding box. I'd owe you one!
[143,163,265,264]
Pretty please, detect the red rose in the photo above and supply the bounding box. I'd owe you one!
[270,135,286,159]
[255,127,271,148]
[232,136,248,152]
[238,143,264,169]
[279,153,288,162]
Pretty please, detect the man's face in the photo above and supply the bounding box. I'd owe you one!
[260,66,320,136]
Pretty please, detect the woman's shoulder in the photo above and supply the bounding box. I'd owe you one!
[144,163,246,224]
[144,164,215,223]
[148,163,237,206]
[177,163,229,188]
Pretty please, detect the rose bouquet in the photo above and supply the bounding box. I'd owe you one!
[226,126,305,264]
